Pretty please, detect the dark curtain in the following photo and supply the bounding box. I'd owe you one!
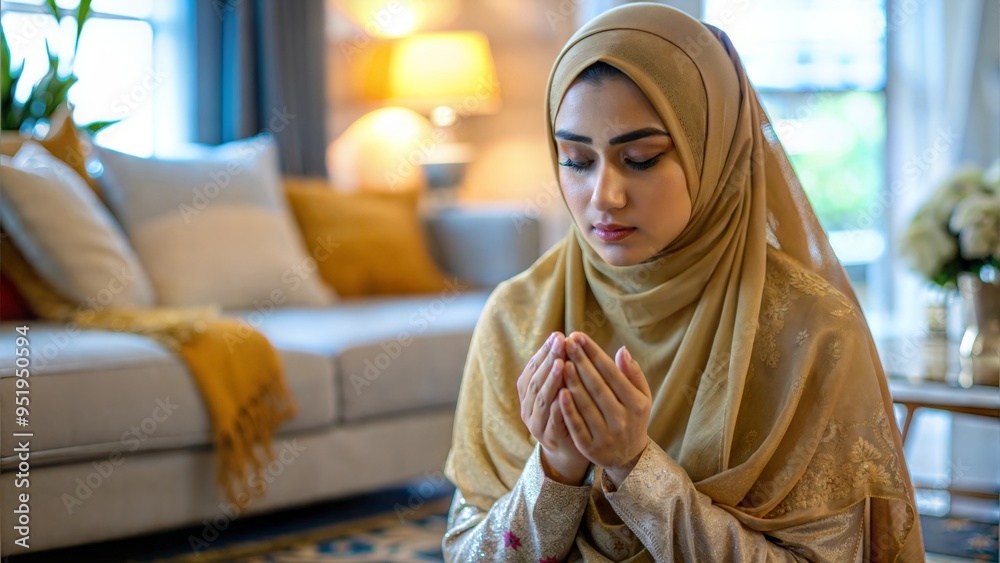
[193,0,329,176]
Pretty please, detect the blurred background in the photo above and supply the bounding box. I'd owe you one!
[3,0,998,539]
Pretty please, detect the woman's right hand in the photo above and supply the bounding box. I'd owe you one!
[517,331,590,485]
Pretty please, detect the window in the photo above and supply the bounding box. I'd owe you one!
[704,0,889,325]
[1,0,189,156]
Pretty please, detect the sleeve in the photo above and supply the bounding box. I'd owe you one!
[600,441,868,563]
[443,444,593,562]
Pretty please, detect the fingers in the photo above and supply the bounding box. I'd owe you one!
[520,332,565,428]
[517,333,554,399]
[530,358,564,431]
[563,361,604,436]
[548,395,569,440]
[570,332,621,390]
[615,345,651,398]
[565,334,622,419]
[571,332,645,404]
[559,387,593,449]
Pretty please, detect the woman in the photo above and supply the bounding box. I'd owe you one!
[444,3,923,562]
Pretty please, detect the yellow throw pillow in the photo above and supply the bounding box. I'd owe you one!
[284,179,450,297]
[0,105,103,200]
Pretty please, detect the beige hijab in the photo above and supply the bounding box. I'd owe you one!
[446,3,921,560]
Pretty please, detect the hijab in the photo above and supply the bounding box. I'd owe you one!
[446,4,921,560]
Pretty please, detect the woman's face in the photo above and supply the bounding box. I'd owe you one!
[554,77,691,267]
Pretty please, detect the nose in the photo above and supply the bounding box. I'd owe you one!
[591,161,627,211]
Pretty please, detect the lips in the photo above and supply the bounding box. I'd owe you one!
[593,223,637,242]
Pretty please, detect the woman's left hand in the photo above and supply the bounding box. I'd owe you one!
[559,331,652,488]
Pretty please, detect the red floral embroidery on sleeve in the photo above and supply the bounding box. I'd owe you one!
[502,530,521,550]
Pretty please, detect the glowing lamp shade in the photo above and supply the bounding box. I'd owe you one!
[335,0,461,38]
[385,32,501,119]
[328,107,434,193]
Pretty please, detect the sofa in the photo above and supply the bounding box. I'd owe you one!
[0,205,541,555]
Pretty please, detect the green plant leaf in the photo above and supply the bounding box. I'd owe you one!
[23,44,69,121]
[1,27,11,107]
[44,0,60,19]
[74,0,93,54]
[1,25,25,131]
[31,39,79,119]
[3,71,25,131]
[81,119,119,136]
[44,39,59,72]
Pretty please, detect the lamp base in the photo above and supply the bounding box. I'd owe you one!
[421,142,473,198]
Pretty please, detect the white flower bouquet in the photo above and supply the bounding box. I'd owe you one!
[900,161,1000,289]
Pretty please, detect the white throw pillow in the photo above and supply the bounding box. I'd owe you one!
[95,134,333,309]
[0,142,156,310]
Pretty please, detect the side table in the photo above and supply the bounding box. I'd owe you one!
[878,337,1000,503]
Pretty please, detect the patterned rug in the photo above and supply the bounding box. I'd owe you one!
[5,483,995,562]
[172,513,997,563]
[176,512,997,563]
[921,515,999,562]
[167,498,451,563]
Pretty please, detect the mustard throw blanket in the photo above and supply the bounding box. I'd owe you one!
[2,236,296,504]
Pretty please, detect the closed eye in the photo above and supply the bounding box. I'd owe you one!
[559,159,591,173]
[625,154,661,171]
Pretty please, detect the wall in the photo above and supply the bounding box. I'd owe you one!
[324,0,705,251]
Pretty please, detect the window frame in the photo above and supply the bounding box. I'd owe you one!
[0,0,191,155]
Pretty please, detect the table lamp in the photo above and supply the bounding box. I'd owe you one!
[383,31,501,128]
[378,31,501,196]
[327,106,435,193]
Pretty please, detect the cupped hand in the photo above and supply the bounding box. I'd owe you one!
[517,331,590,485]
[559,331,652,487]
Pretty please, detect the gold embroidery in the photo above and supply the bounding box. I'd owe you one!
[788,266,857,319]
[758,261,791,368]
[757,249,858,370]
[795,330,810,346]
[787,269,830,297]
[828,339,842,363]
[764,405,905,518]
[740,429,760,460]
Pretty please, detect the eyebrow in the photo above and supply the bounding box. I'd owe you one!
[554,127,670,146]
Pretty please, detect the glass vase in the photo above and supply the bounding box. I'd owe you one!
[957,272,1000,387]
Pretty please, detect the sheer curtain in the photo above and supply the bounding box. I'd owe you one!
[887,0,1000,334]
[192,0,330,176]
[577,0,703,26]
[887,0,999,520]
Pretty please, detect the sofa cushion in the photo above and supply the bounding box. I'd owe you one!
[0,323,336,467]
[95,134,334,308]
[0,142,156,309]
[284,181,451,297]
[229,287,489,422]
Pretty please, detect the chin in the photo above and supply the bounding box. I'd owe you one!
[594,245,647,267]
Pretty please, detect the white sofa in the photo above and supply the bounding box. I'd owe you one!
[0,206,541,555]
